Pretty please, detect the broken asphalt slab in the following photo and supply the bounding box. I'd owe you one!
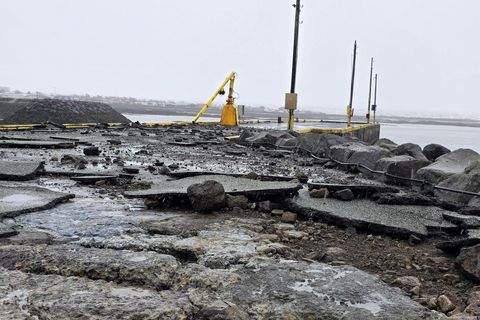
[437,229,480,254]
[0,160,44,181]
[168,170,305,182]
[125,175,302,201]
[0,139,75,149]
[71,175,117,184]
[0,185,74,218]
[286,189,458,238]
[0,267,194,319]
[181,257,440,319]
[0,244,180,290]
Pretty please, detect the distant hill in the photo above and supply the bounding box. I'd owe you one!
[0,98,131,124]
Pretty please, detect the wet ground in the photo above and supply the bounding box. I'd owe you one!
[0,125,478,319]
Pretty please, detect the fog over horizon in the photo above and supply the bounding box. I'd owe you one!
[1,0,479,119]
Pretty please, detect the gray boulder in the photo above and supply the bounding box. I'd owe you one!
[423,144,451,161]
[334,188,355,201]
[469,197,480,208]
[457,244,480,282]
[330,142,391,170]
[239,130,296,147]
[416,149,480,184]
[374,138,398,151]
[187,180,225,212]
[296,133,351,157]
[392,143,429,161]
[376,155,430,182]
[435,160,480,204]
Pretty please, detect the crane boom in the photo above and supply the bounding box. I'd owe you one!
[192,72,236,124]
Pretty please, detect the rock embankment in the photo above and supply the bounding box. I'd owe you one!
[0,98,131,124]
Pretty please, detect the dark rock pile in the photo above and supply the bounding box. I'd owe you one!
[0,98,131,124]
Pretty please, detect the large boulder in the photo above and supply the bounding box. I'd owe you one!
[435,160,480,204]
[374,138,398,151]
[457,244,480,282]
[423,144,451,162]
[296,133,351,157]
[376,155,431,183]
[330,142,391,170]
[392,143,429,161]
[238,130,296,148]
[187,180,225,212]
[416,149,480,184]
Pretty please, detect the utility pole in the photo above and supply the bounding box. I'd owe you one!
[286,0,301,131]
[347,41,357,127]
[372,73,378,123]
[367,57,374,123]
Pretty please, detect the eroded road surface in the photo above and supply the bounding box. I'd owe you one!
[0,125,478,319]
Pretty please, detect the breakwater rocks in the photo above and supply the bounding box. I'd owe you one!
[0,125,480,318]
[0,98,131,124]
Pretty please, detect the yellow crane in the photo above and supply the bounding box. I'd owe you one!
[192,72,238,126]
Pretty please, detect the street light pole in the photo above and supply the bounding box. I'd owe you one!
[347,41,357,128]
[367,57,374,123]
[287,0,301,131]
[373,73,378,123]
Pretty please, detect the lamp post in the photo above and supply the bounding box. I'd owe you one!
[367,57,374,123]
[286,0,301,131]
[347,41,357,127]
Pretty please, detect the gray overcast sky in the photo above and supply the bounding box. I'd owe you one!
[1,1,479,118]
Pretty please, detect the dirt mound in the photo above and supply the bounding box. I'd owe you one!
[0,98,131,124]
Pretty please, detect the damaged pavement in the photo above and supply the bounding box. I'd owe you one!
[1,125,480,319]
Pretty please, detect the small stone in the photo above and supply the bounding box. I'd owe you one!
[393,276,421,291]
[426,297,438,310]
[257,200,272,212]
[309,188,329,198]
[334,188,354,201]
[144,199,161,208]
[271,209,284,216]
[409,286,421,296]
[232,207,243,215]
[408,234,423,245]
[437,294,455,313]
[244,171,259,180]
[83,146,101,156]
[225,195,249,209]
[256,243,289,254]
[280,212,297,223]
[295,170,308,182]
[282,230,308,240]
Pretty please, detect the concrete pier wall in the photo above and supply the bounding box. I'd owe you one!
[297,123,381,144]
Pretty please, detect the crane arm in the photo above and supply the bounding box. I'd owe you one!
[192,72,236,124]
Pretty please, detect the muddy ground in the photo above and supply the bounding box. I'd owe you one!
[0,124,478,319]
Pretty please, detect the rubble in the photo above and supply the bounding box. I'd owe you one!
[0,126,478,318]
